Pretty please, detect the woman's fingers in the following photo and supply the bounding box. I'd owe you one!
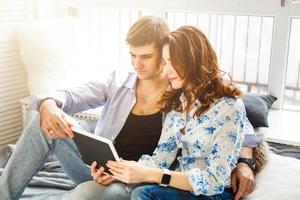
[106,161,126,173]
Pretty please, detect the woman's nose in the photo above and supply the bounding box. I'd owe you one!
[165,64,171,74]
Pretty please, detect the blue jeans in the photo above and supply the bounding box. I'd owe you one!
[0,113,92,200]
[131,185,234,200]
[62,180,131,200]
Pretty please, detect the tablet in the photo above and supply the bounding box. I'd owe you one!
[71,127,119,174]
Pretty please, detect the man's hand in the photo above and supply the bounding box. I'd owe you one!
[39,99,74,138]
[91,161,115,186]
[232,163,255,200]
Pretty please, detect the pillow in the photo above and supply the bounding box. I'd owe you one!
[17,18,94,95]
[248,153,300,200]
[242,94,277,128]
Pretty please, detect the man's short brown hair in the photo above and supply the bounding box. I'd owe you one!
[126,16,170,52]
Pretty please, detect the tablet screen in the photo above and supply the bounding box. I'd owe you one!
[71,127,119,174]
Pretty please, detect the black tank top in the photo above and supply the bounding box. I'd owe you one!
[114,112,162,161]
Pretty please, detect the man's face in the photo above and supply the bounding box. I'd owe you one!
[129,43,162,80]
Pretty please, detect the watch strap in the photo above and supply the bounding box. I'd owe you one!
[238,157,255,170]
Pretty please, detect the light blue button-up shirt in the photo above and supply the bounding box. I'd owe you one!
[32,70,259,146]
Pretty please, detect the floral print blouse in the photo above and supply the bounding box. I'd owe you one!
[138,96,246,196]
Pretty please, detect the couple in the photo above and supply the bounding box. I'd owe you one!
[0,16,257,200]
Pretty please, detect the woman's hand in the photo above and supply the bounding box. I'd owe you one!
[106,159,151,184]
[91,161,115,186]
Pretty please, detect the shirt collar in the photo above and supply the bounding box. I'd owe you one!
[179,92,202,111]
[123,72,138,91]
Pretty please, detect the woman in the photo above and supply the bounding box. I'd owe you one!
[106,26,246,200]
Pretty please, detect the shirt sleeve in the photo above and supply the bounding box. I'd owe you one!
[138,114,179,169]
[31,71,115,114]
[187,99,246,196]
[242,117,261,147]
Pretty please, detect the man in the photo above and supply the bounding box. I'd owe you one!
[0,16,257,200]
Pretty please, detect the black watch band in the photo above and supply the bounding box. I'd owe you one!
[237,158,256,171]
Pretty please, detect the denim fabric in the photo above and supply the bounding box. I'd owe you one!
[131,185,234,200]
[0,113,92,200]
[62,181,130,200]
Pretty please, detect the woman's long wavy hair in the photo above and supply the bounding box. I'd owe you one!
[162,26,242,117]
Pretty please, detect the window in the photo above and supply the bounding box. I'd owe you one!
[284,18,300,111]
[41,0,300,110]
[69,8,274,95]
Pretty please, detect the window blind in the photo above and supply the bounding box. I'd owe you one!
[0,0,31,147]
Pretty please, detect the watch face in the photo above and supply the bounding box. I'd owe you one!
[161,173,171,185]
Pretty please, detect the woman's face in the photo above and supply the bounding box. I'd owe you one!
[162,44,183,89]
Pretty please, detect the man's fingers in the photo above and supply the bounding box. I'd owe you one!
[45,123,60,138]
[231,174,237,193]
[235,191,243,200]
[235,180,246,200]
[101,178,113,186]
[91,161,97,175]
[57,115,73,137]
[101,174,112,182]
[61,114,74,137]
[62,114,74,127]
[51,115,73,138]
[244,180,255,196]
[52,122,66,137]
[93,166,105,181]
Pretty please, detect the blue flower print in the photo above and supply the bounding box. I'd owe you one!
[197,178,209,194]
[158,161,169,169]
[138,97,245,196]
[229,131,237,143]
[235,110,245,128]
[177,118,185,128]
[211,143,219,156]
[183,155,196,165]
[213,184,225,193]
[216,165,226,176]
[205,126,216,135]
[197,115,209,124]
[194,140,204,149]
[157,136,177,152]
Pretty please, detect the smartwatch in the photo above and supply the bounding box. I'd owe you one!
[159,168,171,187]
[237,158,256,171]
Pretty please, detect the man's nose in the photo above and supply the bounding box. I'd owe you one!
[133,57,143,68]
